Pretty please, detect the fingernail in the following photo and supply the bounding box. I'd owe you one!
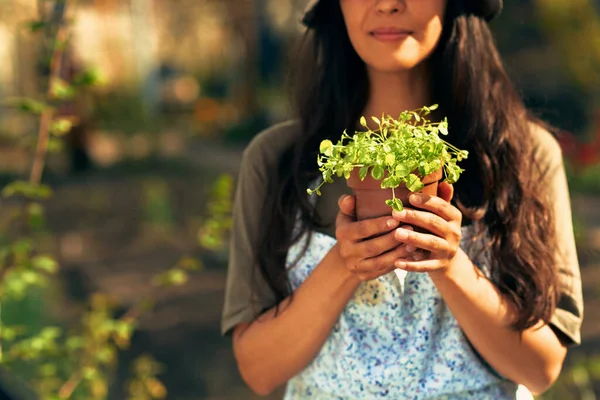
[410,194,422,204]
[395,229,408,240]
[387,219,399,228]
[395,261,407,269]
[339,194,347,202]
[412,253,423,261]
[405,245,416,253]
[394,210,406,219]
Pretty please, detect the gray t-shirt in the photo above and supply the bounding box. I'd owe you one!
[221,120,584,345]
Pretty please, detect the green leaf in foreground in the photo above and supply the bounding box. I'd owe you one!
[386,198,404,212]
[371,165,384,180]
[405,174,424,192]
[359,166,369,180]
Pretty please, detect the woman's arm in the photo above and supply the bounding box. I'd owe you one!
[392,184,567,394]
[232,244,359,395]
[233,195,420,395]
[429,250,566,395]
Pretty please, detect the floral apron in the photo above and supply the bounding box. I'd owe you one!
[282,186,534,400]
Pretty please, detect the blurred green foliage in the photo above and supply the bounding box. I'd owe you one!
[198,174,234,252]
[0,2,201,399]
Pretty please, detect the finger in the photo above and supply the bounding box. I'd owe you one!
[356,240,419,272]
[339,194,355,217]
[335,195,356,232]
[338,214,400,242]
[405,244,417,253]
[392,207,450,238]
[395,259,443,273]
[394,228,453,258]
[355,226,411,258]
[437,182,454,203]
[402,192,461,222]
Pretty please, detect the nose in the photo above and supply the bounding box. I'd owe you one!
[376,0,405,15]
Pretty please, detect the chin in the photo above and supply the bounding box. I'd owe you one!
[365,58,422,73]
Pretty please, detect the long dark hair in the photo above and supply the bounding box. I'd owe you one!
[253,0,559,331]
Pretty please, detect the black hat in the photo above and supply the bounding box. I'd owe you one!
[301,0,503,27]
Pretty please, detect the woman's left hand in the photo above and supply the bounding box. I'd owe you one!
[391,182,463,275]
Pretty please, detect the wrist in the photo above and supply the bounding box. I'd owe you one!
[330,243,362,287]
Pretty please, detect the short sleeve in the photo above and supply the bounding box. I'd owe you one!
[532,126,584,346]
[220,121,300,336]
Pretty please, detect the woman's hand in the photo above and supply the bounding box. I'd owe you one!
[391,182,463,275]
[335,194,426,281]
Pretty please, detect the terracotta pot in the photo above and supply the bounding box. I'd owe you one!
[346,167,443,221]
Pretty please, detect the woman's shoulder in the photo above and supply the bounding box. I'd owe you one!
[242,119,302,168]
[527,121,563,171]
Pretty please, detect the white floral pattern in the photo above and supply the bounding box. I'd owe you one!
[282,217,533,399]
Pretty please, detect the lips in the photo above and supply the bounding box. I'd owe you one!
[370,27,412,42]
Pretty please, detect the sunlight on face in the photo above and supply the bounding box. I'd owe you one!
[340,0,446,73]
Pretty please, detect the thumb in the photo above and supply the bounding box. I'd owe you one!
[438,181,454,203]
[336,194,356,225]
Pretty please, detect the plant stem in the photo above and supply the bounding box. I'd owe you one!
[58,370,83,399]
[30,0,74,185]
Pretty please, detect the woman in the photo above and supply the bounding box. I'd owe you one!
[221,0,584,398]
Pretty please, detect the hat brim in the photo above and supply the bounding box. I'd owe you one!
[301,0,503,27]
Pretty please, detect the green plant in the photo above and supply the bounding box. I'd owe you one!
[307,105,468,211]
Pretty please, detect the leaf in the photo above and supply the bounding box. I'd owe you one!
[50,118,74,136]
[28,202,45,230]
[146,378,167,398]
[395,163,411,177]
[371,116,380,125]
[177,257,203,271]
[380,177,393,189]
[371,165,384,180]
[32,256,58,274]
[360,116,367,127]
[439,123,448,135]
[5,98,48,114]
[50,78,75,100]
[39,327,61,340]
[385,153,395,166]
[319,140,333,154]
[114,321,134,345]
[422,159,440,175]
[2,181,53,200]
[359,166,369,180]
[405,174,424,192]
[66,336,85,351]
[47,137,63,153]
[429,104,439,110]
[386,198,403,212]
[73,67,106,87]
[428,159,441,173]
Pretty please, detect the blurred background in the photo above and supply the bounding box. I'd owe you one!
[0,0,598,399]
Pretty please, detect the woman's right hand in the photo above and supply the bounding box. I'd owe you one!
[335,194,424,281]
